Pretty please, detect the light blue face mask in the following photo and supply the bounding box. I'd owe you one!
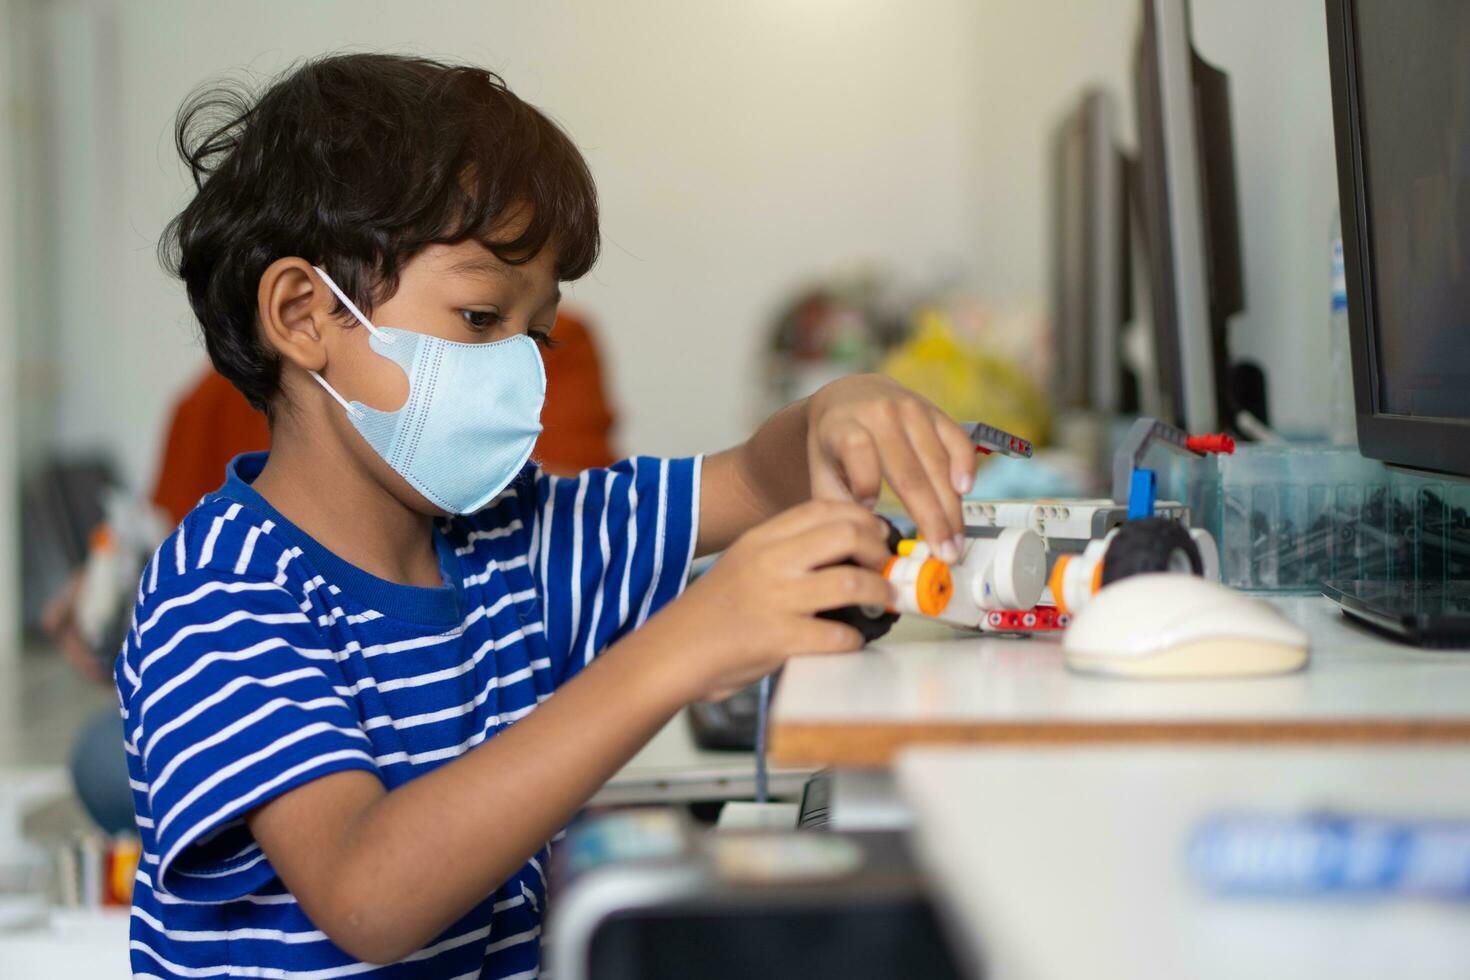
[308,266,546,515]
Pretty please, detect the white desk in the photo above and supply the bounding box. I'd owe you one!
[591,709,811,805]
[897,745,1470,980]
[771,598,1470,767]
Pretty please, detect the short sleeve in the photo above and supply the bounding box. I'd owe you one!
[120,570,378,902]
[529,456,702,683]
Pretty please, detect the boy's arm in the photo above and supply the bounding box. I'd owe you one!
[247,499,893,964]
[248,612,689,964]
[698,374,978,561]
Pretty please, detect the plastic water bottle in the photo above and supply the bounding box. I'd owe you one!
[1329,210,1356,445]
[74,525,124,649]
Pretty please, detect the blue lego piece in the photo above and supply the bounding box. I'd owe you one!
[1127,468,1157,521]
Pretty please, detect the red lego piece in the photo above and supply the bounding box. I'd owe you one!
[983,606,1071,633]
[1185,433,1236,455]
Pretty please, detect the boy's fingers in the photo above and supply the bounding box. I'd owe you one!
[899,402,964,547]
[934,412,978,495]
[768,519,892,574]
[794,565,893,613]
[808,453,855,504]
[820,421,882,506]
[868,408,959,559]
[759,498,884,541]
[787,617,867,656]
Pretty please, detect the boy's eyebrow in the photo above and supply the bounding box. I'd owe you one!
[445,256,528,285]
[444,255,559,308]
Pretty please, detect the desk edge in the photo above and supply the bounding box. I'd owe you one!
[769,718,1470,768]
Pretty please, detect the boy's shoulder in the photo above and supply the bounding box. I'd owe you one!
[121,493,324,702]
[144,491,302,601]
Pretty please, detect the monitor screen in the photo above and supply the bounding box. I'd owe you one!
[1354,0,1470,420]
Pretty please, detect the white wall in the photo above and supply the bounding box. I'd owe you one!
[0,0,22,661]
[34,0,1340,496]
[1192,0,1338,432]
[970,0,1339,433]
[40,0,990,490]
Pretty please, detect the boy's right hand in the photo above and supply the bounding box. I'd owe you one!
[658,499,894,701]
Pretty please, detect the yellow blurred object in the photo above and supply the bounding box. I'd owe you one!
[881,308,1051,452]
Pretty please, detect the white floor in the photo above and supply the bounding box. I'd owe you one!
[0,643,114,847]
[0,644,130,979]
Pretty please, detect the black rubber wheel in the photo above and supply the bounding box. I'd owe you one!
[877,516,903,554]
[817,516,903,645]
[1099,516,1203,587]
[817,603,900,644]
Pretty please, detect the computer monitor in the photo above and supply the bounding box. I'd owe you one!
[1132,0,1251,434]
[1049,89,1132,415]
[1326,0,1470,477]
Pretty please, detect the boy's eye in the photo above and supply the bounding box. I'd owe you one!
[460,309,505,332]
[529,327,557,351]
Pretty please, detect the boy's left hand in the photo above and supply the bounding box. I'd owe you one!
[807,374,976,563]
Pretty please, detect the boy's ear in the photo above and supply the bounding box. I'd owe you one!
[257,257,334,372]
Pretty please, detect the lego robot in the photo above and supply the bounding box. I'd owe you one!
[831,417,1235,638]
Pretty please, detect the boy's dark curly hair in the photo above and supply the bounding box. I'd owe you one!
[159,53,600,415]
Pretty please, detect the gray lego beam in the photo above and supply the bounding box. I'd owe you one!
[967,421,1033,459]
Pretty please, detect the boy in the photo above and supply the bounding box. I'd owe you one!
[124,53,975,978]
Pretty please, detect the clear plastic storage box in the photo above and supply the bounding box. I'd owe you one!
[1162,445,1470,593]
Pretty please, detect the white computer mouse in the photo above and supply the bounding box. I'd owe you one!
[1063,574,1309,678]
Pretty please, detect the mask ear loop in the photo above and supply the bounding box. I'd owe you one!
[309,369,364,420]
[307,265,392,420]
[311,265,391,343]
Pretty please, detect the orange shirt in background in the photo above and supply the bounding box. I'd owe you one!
[149,310,618,525]
[536,309,617,475]
[149,371,271,525]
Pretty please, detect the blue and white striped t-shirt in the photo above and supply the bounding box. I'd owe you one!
[117,451,701,979]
